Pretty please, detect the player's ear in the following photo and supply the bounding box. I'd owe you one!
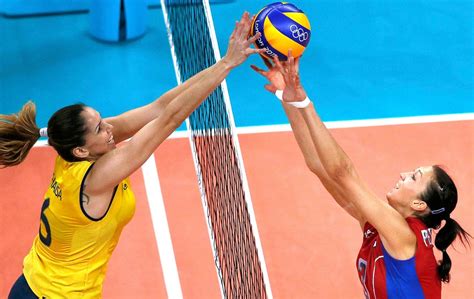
[72,147,89,159]
[411,199,428,212]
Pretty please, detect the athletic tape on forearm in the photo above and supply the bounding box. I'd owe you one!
[274,90,311,108]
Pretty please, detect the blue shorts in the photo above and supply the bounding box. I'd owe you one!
[8,274,38,299]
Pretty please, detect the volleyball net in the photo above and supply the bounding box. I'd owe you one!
[160,0,271,298]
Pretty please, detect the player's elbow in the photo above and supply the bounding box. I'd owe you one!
[326,161,356,183]
[163,103,185,130]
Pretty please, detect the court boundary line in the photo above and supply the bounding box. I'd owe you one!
[32,113,474,147]
[237,113,474,134]
[142,154,183,299]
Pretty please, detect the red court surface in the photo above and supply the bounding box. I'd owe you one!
[1,120,473,298]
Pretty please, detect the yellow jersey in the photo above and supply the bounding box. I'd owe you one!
[23,156,136,298]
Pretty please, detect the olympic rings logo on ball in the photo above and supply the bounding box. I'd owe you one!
[290,24,309,42]
[251,2,311,59]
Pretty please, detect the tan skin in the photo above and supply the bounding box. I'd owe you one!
[70,12,264,219]
[252,52,437,260]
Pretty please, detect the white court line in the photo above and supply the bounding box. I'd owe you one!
[236,113,474,134]
[142,154,183,299]
[33,113,474,148]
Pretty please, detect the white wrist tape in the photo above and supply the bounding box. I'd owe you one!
[275,89,283,100]
[288,97,311,108]
[274,90,311,108]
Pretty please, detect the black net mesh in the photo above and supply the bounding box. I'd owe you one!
[163,1,267,298]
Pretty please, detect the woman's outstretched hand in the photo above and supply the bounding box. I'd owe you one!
[251,56,286,93]
[273,50,307,103]
[222,12,265,69]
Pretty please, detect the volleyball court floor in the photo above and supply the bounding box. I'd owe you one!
[1,1,473,298]
[1,120,472,298]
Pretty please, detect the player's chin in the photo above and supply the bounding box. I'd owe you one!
[103,144,116,153]
[386,189,395,201]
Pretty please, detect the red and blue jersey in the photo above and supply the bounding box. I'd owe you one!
[356,217,440,299]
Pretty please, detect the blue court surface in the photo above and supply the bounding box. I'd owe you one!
[1,0,472,128]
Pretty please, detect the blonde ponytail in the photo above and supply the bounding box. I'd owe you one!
[0,101,40,167]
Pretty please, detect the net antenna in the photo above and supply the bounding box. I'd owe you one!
[161,0,273,298]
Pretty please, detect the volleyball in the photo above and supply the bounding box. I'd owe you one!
[251,2,311,61]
